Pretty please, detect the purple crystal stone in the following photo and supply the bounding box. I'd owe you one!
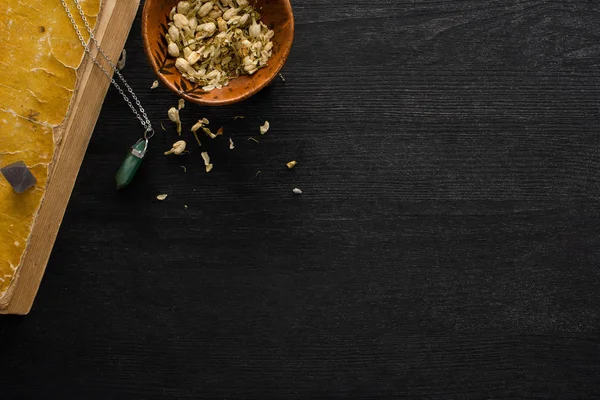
[1,161,37,193]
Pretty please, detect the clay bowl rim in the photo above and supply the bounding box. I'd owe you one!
[141,0,294,106]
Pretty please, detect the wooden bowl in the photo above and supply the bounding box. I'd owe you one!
[142,0,294,106]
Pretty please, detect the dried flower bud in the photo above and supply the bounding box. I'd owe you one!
[239,13,250,26]
[198,22,217,35]
[191,118,209,132]
[173,13,189,29]
[168,25,180,42]
[222,7,238,21]
[168,42,180,57]
[249,19,260,38]
[204,70,220,80]
[168,107,180,123]
[187,51,202,65]
[201,152,213,172]
[164,140,187,155]
[228,16,242,26]
[177,1,191,15]
[183,46,193,60]
[243,56,257,74]
[251,41,262,53]
[188,17,198,31]
[175,57,196,76]
[208,9,223,19]
[259,121,270,135]
[168,107,182,135]
[217,17,228,32]
[151,80,159,89]
[197,1,213,17]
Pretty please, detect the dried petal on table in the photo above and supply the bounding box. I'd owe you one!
[151,80,159,89]
[203,127,217,139]
[191,118,209,133]
[201,152,213,173]
[157,194,168,201]
[229,138,235,150]
[164,140,187,155]
[259,121,270,135]
[286,160,297,169]
[167,107,182,135]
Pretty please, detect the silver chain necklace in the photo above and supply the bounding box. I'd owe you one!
[60,0,154,189]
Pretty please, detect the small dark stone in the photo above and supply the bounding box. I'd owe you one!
[1,161,37,193]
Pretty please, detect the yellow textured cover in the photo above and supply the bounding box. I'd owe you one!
[0,0,101,297]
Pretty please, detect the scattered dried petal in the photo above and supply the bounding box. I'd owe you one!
[286,160,297,169]
[151,80,159,89]
[203,127,217,139]
[192,131,202,147]
[167,107,182,135]
[292,188,302,195]
[216,127,224,136]
[164,140,187,155]
[178,98,185,110]
[157,194,169,201]
[259,121,270,135]
[201,152,213,172]
[248,137,259,143]
[229,138,235,150]
[181,166,187,172]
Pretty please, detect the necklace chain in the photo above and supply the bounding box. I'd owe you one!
[60,0,155,140]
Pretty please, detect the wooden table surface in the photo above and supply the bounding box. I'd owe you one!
[2,1,600,398]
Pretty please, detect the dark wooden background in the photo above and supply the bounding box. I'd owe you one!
[3,0,600,398]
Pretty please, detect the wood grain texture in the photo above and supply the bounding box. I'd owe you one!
[2,0,600,397]
[0,0,140,314]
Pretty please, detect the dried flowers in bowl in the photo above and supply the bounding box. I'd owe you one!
[142,0,294,106]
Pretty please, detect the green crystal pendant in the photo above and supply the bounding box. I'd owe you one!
[115,139,148,190]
